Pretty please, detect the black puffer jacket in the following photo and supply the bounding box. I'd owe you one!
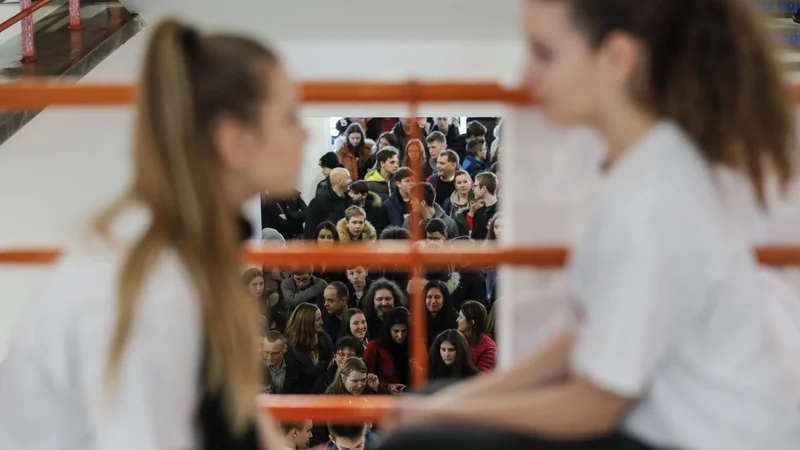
[304,184,350,239]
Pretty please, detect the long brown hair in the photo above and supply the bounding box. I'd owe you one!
[460,300,488,346]
[94,19,278,433]
[552,0,797,206]
[284,303,321,350]
[325,357,368,395]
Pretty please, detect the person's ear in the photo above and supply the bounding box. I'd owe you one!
[598,30,642,88]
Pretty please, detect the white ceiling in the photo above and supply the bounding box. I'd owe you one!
[120,0,523,42]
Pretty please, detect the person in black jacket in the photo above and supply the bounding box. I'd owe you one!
[262,331,308,394]
[310,336,364,394]
[348,181,384,234]
[380,167,415,229]
[470,172,499,241]
[452,120,487,164]
[316,151,343,195]
[284,304,335,385]
[304,167,351,239]
[260,190,307,240]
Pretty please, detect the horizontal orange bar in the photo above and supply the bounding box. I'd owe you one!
[1,243,799,267]
[0,81,531,109]
[259,395,391,423]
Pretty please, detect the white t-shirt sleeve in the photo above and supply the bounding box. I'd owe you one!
[570,207,695,397]
[76,269,202,450]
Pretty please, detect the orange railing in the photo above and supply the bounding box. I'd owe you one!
[2,79,800,423]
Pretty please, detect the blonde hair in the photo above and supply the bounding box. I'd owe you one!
[94,19,278,434]
[325,357,368,395]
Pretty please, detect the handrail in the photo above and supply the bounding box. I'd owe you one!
[5,80,800,108]
[1,243,799,267]
[259,395,392,423]
[0,0,52,34]
[0,81,532,109]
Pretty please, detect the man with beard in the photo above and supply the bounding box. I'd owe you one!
[361,278,406,340]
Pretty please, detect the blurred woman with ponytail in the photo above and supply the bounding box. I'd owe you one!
[0,19,305,450]
[383,1,800,449]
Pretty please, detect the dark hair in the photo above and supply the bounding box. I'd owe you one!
[555,0,796,206]
[377,131,400,149]
[327,281,349,300]
[425,218,448,237]
[334,335,364,357]
[95,20,279,432]
[417,182,436,207]
[363,278,406,318]
[314,221,339,242]
[373,147,399,170]
[344,122,366,151]
[339,308,367,343]
[394,167,416,184]
[439,149,460,165]
[475,172,498,195]
[426,130,447,145]
[328,423,367,439]
[460,300,488,346]
[264,330,286,345]
[466,120,487,137]
[428,329,479,380]
[380,226,410,240]
[466,138,486,157]
[489,162,499,175]
[242,268,264,285]
[487,213,502,241]
[424,279,458,322]
[376,306,410,347]
[349,180,370,196]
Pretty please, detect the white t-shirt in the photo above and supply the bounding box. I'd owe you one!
[569,121,800,450]
[0,208,203,450]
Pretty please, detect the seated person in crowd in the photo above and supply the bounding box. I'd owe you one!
[364,307,411,394]
[260,189,307,240]
[345,265,372,308]
[285,304,334,383]
[325,357,387,396]
[280,420,314,450]
[470,171,499,241]
[381,167,415,228]
[348,181,384,233]
[461,138,488,180]
[316,151,343,195]
[362,278,406,340]
[424,280,459,348]
[262,331,306,394]
[311,336,365,394]
[304,167,351,239]
[454,190,482,237]
[280,268,328,313]
[364,147,400,202]
[443,170,473,218]
[327,422,382,450]
[458,300,497,374]
[402,183,460,239]
[336,206,377,243]
[340,308,370,351]
[322,282,350,342]
[312,222,348,285]
[427,149,459,209]
[428,330,479,382]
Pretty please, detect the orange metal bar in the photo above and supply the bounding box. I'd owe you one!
[0,0,53,34]
[259,395,392,423]
[406,86,429,386]
[2,244,800,267]
[0,81,531,109]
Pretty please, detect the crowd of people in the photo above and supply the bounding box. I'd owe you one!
[251,116,503,449]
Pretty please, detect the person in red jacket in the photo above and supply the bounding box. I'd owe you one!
[457,300,496,374]
[363,307,410,394]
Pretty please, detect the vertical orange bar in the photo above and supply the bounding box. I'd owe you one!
[406,81,428,386]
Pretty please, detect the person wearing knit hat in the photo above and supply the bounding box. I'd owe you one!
[317,152,343,195]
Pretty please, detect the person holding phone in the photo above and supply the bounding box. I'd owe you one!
[363,307,411,395]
